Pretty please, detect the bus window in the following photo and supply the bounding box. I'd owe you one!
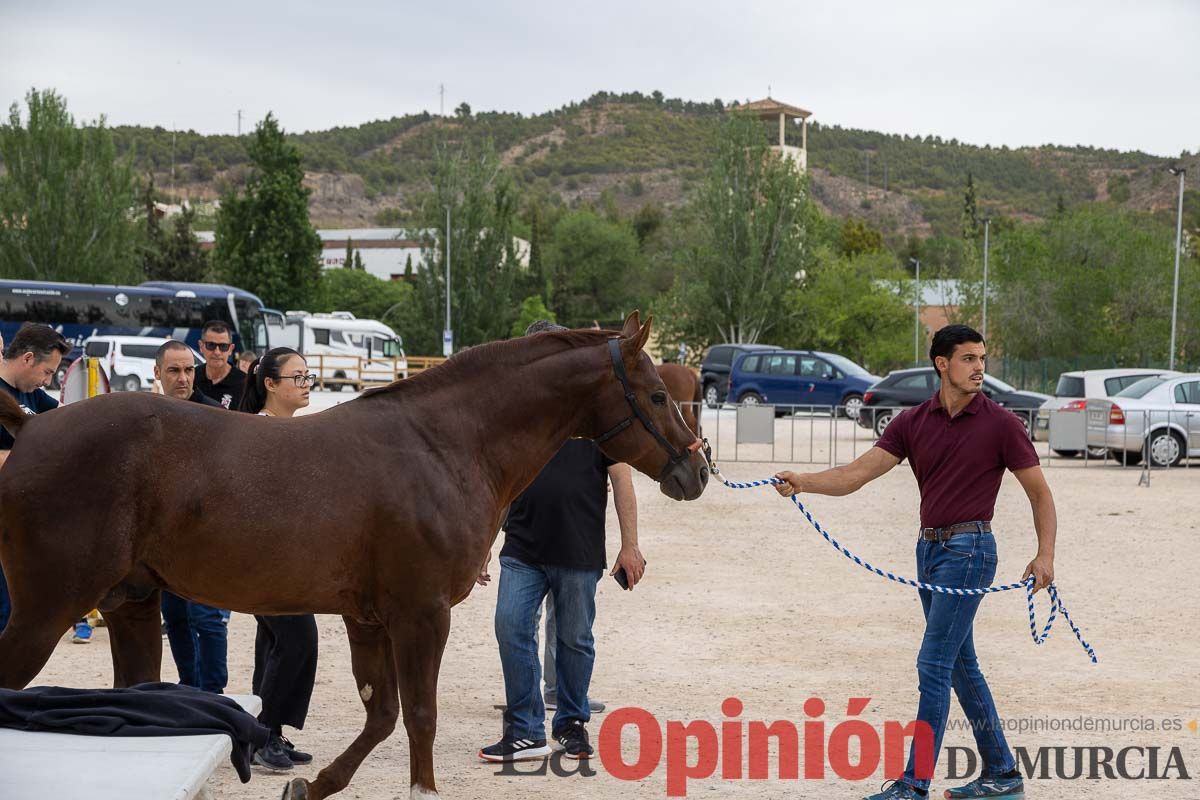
[382,338,403,358]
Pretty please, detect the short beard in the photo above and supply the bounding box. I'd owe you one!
[948,374,983,395]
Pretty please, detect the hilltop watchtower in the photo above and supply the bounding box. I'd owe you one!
[731,96,812,173]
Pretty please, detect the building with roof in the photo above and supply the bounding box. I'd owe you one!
[730,96,812,173]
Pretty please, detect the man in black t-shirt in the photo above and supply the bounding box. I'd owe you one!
[193,321,245,409]
[479,321,644,765]
[0,323,70,634]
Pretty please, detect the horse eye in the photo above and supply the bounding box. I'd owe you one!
[651,392,668,406]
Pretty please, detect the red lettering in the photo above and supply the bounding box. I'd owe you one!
[598,707,662,782]
[666,720,719,797]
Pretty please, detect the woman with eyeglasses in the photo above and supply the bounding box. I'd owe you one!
[237,347,320,772]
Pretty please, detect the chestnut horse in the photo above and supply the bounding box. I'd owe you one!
[656,362,702,439]
[0,313,707,800]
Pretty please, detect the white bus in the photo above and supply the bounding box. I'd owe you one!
[270,312,408,390]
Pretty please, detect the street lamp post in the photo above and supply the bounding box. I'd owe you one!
[910,257,921,366]
[981,217,991,340]
[444,205,453,357]
[1168,167,1186,371]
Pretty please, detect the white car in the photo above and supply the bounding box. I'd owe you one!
[1035,368,1179,455]
[83,335,202,393]
[1084,374,1200,467]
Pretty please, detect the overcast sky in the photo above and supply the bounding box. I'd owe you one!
[2,0,1196,156]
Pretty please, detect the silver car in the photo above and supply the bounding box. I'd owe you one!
[1035,368,1178,453]
[1085,375,1200,467]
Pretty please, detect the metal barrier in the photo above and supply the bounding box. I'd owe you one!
[690,402,1198,478]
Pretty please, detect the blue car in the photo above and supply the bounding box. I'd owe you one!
[728,350,882,418]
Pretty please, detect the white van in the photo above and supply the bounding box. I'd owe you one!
[83,335,202,392]
[270,313,408,390]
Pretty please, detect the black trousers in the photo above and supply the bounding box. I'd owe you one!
[252,614,318,731]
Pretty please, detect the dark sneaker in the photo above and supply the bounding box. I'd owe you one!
[543,691,605,713]
[478,735,551,762]
[552,721,593,760]
[864,781,924,800]
[944,774,1024,799]
[280,735,313,765]
[253,735,295,772]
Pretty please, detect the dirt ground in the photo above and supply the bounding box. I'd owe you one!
[24,406,1200,800]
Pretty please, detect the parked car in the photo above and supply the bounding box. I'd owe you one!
[858,367,1049,438]
[700,343,780,407]
[728,350,880,418]
[83,335,202,392]
[1035,368,1178,457]
[1085,374,1200,467]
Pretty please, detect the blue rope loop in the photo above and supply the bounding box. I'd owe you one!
[717,473,1098,664]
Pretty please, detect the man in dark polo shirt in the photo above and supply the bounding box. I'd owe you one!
[479,321,645,765]
[193,321,245,409]
[0,323,70,634]
[151,340,229,693]
[775,325,1055,800]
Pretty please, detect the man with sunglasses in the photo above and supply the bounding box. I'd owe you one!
[193,321,245,409]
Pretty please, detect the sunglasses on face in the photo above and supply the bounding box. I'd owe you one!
[273,373,317,389]
[201,341,233,352]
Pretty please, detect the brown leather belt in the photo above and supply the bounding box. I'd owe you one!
[919,521,991,542]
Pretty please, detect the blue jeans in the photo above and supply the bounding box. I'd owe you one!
[161,592,228,693]
[494,556,601,740]
[903,530,1016,789]
[0,565,9,634]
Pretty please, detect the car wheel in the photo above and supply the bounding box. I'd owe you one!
[52,365,68,390]
[739,391,764,406]
[120,375,141,393]
[873,410,895,438]
[1108,448,1143,467]
[841,394,864,420]
[1086,445,1108,459]
[1146,430,1185,468]
[704,383,720,409]
[1052,450,1080,458]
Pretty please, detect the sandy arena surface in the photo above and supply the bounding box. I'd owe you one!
[23,399,1200,800]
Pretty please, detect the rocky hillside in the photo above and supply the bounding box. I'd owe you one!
[109,91,1197,235]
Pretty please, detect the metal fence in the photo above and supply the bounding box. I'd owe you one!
[687,402,1198,484]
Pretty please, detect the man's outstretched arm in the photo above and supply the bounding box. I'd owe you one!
[774,447,902,498]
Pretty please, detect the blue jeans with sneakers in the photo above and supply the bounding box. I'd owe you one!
[494,556,601,740]
[903,529,1016,790]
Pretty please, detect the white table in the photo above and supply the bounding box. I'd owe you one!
[0,694,261,800]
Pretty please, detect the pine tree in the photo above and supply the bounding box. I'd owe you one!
[962,173,979,240]
[353,251,365,271]
[344,237,353,268]
[404,253,414,279]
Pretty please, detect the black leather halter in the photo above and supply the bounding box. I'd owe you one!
[592,338,700,481]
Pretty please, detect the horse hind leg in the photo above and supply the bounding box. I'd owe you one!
[285,617,400,800]
[101,588,164,688]
[392,607,451,799]
[0,584,97,690]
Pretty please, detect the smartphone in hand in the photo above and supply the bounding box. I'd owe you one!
[613,558,647,590]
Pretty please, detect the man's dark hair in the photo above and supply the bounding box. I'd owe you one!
[525,320,568,336]
[3,322,70,362]
[930,324,985,378]
[201,320,232,339]
[155,339,193,367]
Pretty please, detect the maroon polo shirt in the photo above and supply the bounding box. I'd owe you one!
[874,390,1040,529]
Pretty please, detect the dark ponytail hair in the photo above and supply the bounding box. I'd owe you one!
[237,347,304,414]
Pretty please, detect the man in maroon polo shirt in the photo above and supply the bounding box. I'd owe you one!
[774,325,1056,800]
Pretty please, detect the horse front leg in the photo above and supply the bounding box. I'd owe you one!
[393,606,451,799]
[286,617,399,800]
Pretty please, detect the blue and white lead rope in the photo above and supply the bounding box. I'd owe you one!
[714,472,1098,664]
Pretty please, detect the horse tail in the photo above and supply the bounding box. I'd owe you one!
[0,391,28,440]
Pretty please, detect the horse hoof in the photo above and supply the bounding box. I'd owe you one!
[281,778,309,800]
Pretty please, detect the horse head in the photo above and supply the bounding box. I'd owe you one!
[588,312,709,501]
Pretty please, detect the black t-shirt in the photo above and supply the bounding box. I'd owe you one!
[188,387,223,407]
[193,364,245,410]
[0,376,58,450]
[501,440,615,571]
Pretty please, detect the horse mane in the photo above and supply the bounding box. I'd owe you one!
[359,328,616,401]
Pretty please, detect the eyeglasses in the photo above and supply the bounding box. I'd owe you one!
[273,373,317,389]
[201,341,233,352]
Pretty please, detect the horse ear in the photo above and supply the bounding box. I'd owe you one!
[619,310,641,339]
[620,315,653,364]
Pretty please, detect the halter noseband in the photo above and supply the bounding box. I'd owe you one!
[592,338,703,481]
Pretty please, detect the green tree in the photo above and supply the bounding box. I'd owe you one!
[545,209,644,326]
[655,116,816,353]
[0,88,139,282]
[213,113,322,310]
[312,268,413,320]
[783,251,913,374]
[343,237,353,268]
[353,250,365,271]
[510,295,556,338]
[838,217,884,257]
[409,138,522,353]
[962,172,979,240]
[404,253,414,279]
